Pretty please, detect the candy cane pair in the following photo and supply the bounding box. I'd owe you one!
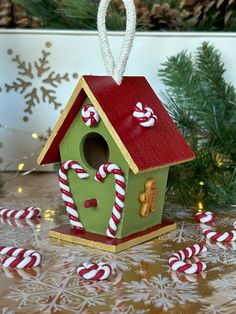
[0,246,42,269]
[0,206,41,219]
[59,161,126,238]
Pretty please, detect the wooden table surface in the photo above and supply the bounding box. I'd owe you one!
[0,173,236,314]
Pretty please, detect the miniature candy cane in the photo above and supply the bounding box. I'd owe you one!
[59,160,89,231]
[77,262,112,281]
[195,211,216,224]
[0,206,41,219]
[81,104,100,127]
[133,102,158,128]
[168,243,207,274]
[202,221,236,242]
[95,163,126,238]
[0,246,42,269]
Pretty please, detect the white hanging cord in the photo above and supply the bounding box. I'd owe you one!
[97,0,136,85]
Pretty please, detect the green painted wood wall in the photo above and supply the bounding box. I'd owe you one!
[59,97,169,239]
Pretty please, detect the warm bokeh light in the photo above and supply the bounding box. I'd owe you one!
[18,163,25,171]
[197,201,204,211]
[32,132,39,139]
[17,186,23,193]
[199,181,205,186]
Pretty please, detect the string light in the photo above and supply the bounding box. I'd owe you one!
[199,181,205,186]
[32,132,39,139]
[18,163,25,171]
[197,201,204,212]
[17,186,23,193]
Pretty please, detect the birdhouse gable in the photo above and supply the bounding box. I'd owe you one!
[37,75,195,174]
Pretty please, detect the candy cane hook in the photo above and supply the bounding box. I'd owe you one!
[59,160,89,231]
[95,163,126,238]
[97,0,136,85]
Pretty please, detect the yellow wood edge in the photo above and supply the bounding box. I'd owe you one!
[37,79,84,165]
[48,222,177,253]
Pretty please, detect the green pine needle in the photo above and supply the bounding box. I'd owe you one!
[159,42,236,209]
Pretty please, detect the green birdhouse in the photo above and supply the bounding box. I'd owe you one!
[38,75,195,252]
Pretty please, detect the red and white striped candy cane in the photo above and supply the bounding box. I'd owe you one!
[168,243,207,274]
[59,160,89,231]
[0,246,42,269]
[77,262,112,281]
[0,206,41,219]
[133,102,158,127]
[202,221,236,242]
[95,163,126,238]
[195,211,216,224]
[81,104,100,126]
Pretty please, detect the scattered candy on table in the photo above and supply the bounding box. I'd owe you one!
[0,206,41,219]
[202,221,236,242]
[77,262,112,281]
[168,243,207,274]
[0,246,42,269]
[195,211,216,224]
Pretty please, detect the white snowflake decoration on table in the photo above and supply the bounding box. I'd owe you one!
[159,221,204,243]
[5,269,119,314]
[200,304,231,314]
[3,42,78,122]
[121,274,199,311]
[210,273,236,301]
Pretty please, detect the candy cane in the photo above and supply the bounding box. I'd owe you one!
[133,102,158,128]
[0,206,41,219]
[0,246,42,269]
[77,262,112,281]
[202,221,236,242]
[81,104,100,127]
[195,211,216,224]
[95,163,126,238]
[59,160,89,231]
[168,243,207,274]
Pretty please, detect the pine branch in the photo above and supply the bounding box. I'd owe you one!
[159,42,236,209]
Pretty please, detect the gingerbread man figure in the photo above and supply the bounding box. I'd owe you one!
[139,179,158,217]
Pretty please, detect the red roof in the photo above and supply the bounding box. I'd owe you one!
[38,75,195,173]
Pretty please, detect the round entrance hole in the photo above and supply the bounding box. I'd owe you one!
[82,132,109,169]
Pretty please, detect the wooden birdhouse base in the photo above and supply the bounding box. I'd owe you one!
[48,220,176,252]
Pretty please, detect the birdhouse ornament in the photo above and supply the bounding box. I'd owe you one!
[38,0,195,252]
